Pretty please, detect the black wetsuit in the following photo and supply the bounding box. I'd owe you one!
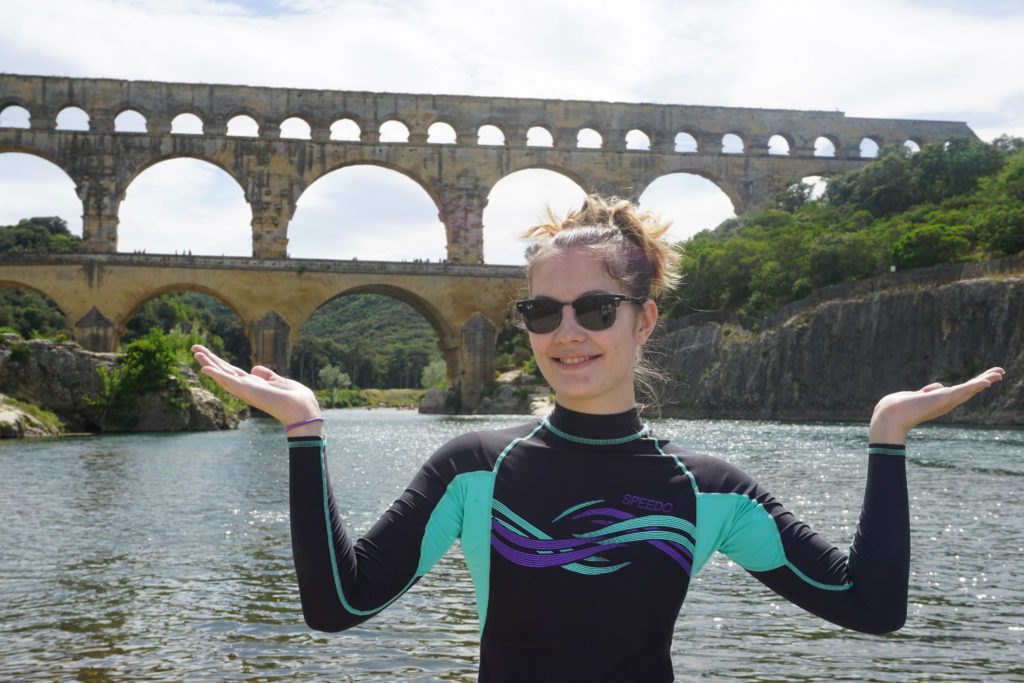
[287,404,909,682]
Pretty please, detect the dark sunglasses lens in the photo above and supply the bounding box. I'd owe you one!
[574,295,617,331]
[519,301,561,333]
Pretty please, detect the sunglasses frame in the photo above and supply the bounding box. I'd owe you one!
[515,293,648,334]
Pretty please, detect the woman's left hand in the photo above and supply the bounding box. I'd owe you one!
[869,367,1005,444]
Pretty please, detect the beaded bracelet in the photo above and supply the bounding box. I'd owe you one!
[285,416,324,431]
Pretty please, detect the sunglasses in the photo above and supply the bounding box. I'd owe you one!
[515,294,647,334]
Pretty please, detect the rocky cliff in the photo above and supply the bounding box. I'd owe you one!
[0,334,241,436]
[653,274,1023,425]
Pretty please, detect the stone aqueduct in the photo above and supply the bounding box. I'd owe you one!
[0,74,975,408]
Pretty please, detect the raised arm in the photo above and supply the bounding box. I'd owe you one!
[719,366,1006,633]
[191,344,323,437]
[868,366,1005,444]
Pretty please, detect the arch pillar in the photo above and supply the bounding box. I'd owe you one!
[458,313,496,410]
[74,306,117,352]
[251,310,291,374]
[76,175,119,253]
[437,182,489,263]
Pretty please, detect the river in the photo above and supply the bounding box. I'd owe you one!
[1,410,1022,681]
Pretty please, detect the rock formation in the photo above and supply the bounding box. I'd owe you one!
[0,334,241,436]
[653,276,1023,425]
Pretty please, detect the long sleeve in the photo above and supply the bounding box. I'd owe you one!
[690,444,909,633]
[286,435,475,632]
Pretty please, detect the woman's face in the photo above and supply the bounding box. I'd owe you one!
[526,249,658,414]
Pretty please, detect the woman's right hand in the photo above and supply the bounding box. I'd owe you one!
[192,344,323,435]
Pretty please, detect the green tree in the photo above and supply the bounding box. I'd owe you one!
[318,364,352,390]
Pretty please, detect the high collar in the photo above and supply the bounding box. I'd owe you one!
[544,403,646,442]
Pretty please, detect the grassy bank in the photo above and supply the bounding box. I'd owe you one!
[315,387,426,409]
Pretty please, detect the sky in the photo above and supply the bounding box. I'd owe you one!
[2,0,1024,264]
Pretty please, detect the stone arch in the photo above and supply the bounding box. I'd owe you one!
[0,104,31,128]
[289,161,447,261]
[648,166,743,216]
[379,119,411,142]
[170,111,204,135]
[860,137,880,158]
[768,133,792,155]
[904,139,922,153]
[577,127,603,149]
[482,166,589,265]
[625,129,651,151]
[56,106,89,131]
[526,125,554,147]
[674,131,698,153]
[114,108,148,133]
[428,121,458,143]
[226,113,260,137]
[297,283,459,387]
[0,151,83,235]
[722,132,745,154]
[121,282,251,341]
[280,116,312,139]
[118,156,251,256]
[638,171,738,240]
[477,123,506,145]
[330,117,361,141]
[814,135,837,157]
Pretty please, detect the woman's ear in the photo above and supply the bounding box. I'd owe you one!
[635,299,659,346]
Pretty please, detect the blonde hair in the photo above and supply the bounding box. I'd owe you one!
[522,194,680,299]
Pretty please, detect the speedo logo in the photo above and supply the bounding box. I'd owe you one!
[622,493,673,513]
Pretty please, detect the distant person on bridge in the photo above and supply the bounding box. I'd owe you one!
[192,195,1004,682]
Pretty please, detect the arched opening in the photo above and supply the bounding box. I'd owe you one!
[55,106,89,131]
[280,117,312,140]
[526,126,554,147]
[625,129,651,151]
[576,128,602,149]
[379,120,410,143]
[114,109,147,133]
[118,158,250,256]
[638,173,737,243]
[722,134,744,154]
[293,292,443,397]
[814,136,836,157]
[860,138,880,158]
[477,124,505,146]
[482,168,587,265]
[427,122,457,144]
[674,132,698,153]
[800,175,828,200]
[289,165,445,261]
[0,153,82,236]
[331,118,361,141]
[170,113,203,135]
[768,134,791,156]
[904,139,921,154]
[123,290,249,369]
[0,285,72,341]
[0,105,30,128]
[227,114,259,137]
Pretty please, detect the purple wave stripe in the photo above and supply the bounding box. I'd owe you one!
[492,519,595,551]
[649,540,693,572]
[573,507,634,521]
[492,536,627,568]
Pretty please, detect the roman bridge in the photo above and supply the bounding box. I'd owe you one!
[0,251,525,409]
[0,73,974,260]
[0,74,976,407]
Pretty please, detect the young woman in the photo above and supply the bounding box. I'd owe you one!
[192,196,1004,682]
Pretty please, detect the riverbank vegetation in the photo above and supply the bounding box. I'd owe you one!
[669,135,1024,316]
[2,134,1021,389]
